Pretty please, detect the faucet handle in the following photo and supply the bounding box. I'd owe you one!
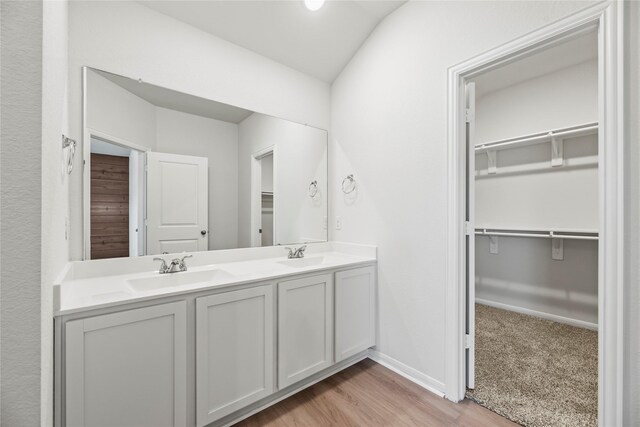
[284,247,294,258]
[298,245,307,253]
[153,257,169,273]
[174,254,192,271]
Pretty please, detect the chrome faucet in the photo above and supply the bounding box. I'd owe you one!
[153,254,192,274]
[285,245,307,259]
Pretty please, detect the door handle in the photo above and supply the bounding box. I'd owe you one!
[201,230,207,236]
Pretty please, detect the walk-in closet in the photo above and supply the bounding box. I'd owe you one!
[466,31,599,427]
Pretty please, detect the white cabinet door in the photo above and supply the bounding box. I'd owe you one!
[335,266,376,362]
[65,301,187,427]
[146,152,208,255]
[195,285,274,426]
[278,274,333,388]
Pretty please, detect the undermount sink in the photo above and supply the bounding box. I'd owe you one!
[126,269,234,292]
[277,256,327,268]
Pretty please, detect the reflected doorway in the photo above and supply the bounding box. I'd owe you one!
[90,137,145,259]
[260,153,274,247]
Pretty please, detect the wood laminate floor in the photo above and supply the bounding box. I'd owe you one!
[236,358,517,427]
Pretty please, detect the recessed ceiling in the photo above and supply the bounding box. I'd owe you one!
[95,69,254,123]
[138,0,406,83]
[474,31,598,98]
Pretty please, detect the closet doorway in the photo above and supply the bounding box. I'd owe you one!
[250,146,276,247]
[446,3,626,427]
[465,30,599,427]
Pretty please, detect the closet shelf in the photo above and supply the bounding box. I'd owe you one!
[474,122,598,153]
[475,227,598,241]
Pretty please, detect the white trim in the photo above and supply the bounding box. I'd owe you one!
[475,299,598,331]
[367,350,445,397]
[82,67,89,260]
[82,128,148,260]
[250,146,276,247]
[446,3,625,426]
[88,128,151,153]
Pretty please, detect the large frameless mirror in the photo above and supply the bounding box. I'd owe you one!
[82,67,328,260]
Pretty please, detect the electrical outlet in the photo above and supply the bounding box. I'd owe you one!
[336,216,343,230]
[323,216,328,230]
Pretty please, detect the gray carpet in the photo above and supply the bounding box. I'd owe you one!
[466,304,597,427]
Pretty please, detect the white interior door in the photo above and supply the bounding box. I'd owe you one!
[147,152,208,255]
[465,82,476,390]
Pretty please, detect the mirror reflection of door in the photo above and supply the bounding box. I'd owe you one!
[90,137,145,260]
[146,152,209,255]
[260,154,274,247]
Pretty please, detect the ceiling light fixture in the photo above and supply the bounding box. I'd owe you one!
[304,0,325,11]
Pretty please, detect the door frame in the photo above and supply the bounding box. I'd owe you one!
[445,3,626,427]
[250,146,277,247]
[82,130,148,261]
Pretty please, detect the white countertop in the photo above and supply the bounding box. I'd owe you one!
[55,242,376,316]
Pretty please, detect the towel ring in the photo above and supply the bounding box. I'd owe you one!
[62,135,77,175]
[342,174,356,194]
[308,180,318,197]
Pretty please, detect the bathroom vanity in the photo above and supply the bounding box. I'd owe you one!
[55,63,373,427]
[54,243,376,427]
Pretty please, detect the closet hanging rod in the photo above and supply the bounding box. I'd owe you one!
[474,122,598,153]
[474,228,599,241]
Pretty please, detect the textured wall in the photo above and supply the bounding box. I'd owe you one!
[1,1,44,424]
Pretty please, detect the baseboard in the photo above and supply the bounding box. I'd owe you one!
[367,349,446,397]
[476,298,598,331]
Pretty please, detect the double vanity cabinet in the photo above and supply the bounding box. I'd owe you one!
[55,255,376,427]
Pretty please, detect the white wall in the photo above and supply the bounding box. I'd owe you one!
[68,0,330,259]
[238,113,328,247]
[86,70,156,150]
[474,58,598,326]
[2,1,69,425]
[476,238,598,325]
[330,0,596,392]
[156,107,239,250]
[475,60,598,143]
